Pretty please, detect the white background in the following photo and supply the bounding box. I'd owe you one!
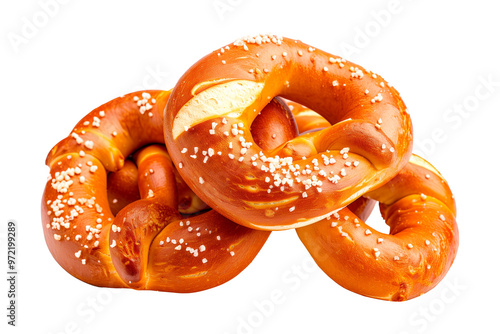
[1,0,499,333]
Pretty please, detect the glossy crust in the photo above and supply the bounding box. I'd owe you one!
[164,35,413,230]
[297,155,458,301]
[107,160,140,215]
[41,91,293,292]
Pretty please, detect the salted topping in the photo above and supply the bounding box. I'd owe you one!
[371,93,383,103]
[233,34,283,48]
[329,57,346,67]
[51,167,76,193]
[47,161,109,263]
[135,92,155,114]
[350,67,363,79]
[92,116,100,127]
[175,124,357,198]
[83,140,94,150]
[71,132,84,144]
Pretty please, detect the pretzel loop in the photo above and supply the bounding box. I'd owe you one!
[287,105,458,301]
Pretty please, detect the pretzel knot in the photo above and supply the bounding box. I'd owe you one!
[42,90,296,292]
[164,35,413,230]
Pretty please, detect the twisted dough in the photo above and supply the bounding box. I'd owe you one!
[164,35,413,230]
[106,151,208,216]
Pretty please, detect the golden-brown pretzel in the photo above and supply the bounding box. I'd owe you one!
[291,106,458,301]
[164,34,413,230]
[41,91,294,291]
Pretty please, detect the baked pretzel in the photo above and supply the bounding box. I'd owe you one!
[41,91,294,291]
[292,106,458,301]
[164,34,413,230]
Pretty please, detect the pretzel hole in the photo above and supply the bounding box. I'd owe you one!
[250,96,298,152]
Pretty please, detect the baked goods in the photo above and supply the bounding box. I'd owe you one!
[41,35,458,301]
[164,35,412,230]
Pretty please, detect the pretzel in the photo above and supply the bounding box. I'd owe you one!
[290,105,458,300]
[164,34,413,230]
[41,91,294,291]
